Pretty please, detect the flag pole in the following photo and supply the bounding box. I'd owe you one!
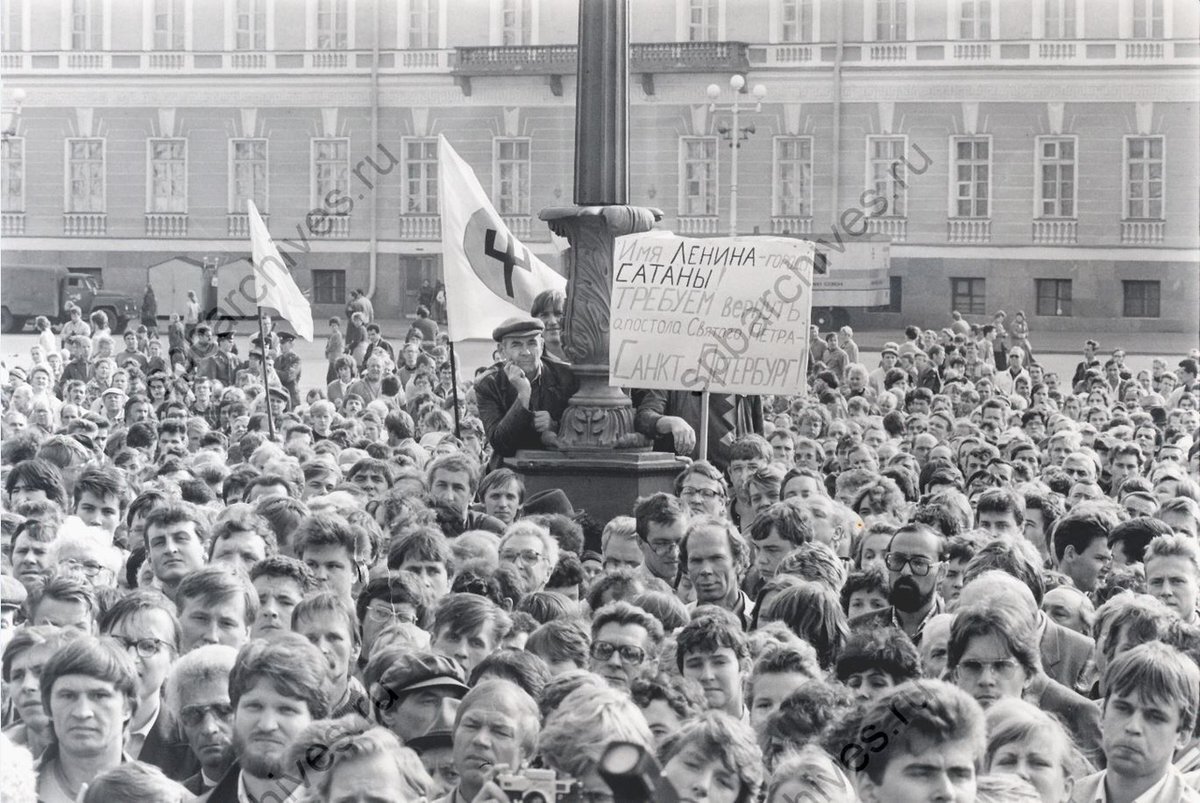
[698,390,710,461]
[257,308,276,440]
[449,340,462,439]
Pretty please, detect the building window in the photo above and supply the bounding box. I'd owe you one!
[312,138,349,209]
[1131,0,1163,38]
[148,139,187,213]
[3,0,23,51]
[494,138,530,215]
[680,137,718,216]
[501,0,531,46]
[1044,0,1075,38]
[2,138,24,212]
[951,277,985,315]
[876,0,906,41]
[952,137,990,218]
[316,0,348,49]
[66,138,105,213]
[312,269,346,304]
[959,0,990,39]
[1122,280,1160,318]
[773,137,812,218]
[230,139,268,213]
[408,0,438,48]
[71,0,103,50]
[779,0,812,41]
[1125,136,1164,219]
[868,136,907,217]
[688,0,718,41]
[236,0,266,50]
[1037,137,1075,218]
[1035,279,1072,316]
[404,138,438,214]
[153,0,185,49]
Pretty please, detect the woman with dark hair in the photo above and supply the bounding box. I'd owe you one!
[530,288,567,360]
[946,605,1040,711]
[759,582,849,671]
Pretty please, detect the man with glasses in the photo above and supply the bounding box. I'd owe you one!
[588,601,663,691]
[357,573,427,668]
[497,521,558,593]
[674,463,728,519]
[633,492,693,603]
[850,523,946,646]
[51,534,121,589]
[98,589,197,781]
[166,645,238,795]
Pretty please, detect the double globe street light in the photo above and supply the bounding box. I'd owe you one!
[705,74,766,236]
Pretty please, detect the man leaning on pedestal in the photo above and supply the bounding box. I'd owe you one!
[475,316,579,468]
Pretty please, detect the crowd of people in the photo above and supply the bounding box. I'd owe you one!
[1,290,1200,803]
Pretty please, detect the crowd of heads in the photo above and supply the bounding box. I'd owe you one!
[1,308,1199,803]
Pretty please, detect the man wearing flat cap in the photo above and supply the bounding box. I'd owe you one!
[200,330,240,387]
[475,316,578,467]
[368,650,468,745]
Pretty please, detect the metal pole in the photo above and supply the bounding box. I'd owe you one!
[698,390,710,461]
[449,340,462,439]
[729,96,739,237]
[257,307,276,440]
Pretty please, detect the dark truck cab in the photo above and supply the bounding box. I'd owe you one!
[1,266,139,333]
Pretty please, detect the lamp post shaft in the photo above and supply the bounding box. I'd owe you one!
[729,99,739,237]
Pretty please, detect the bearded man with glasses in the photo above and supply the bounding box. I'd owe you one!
[588,601,664,691]
[849,523,946,646]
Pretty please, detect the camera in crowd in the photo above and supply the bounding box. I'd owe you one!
[495,767,581,803]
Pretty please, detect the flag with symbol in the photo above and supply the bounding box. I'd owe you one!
[438,135,566,341]
[247,199,314,341]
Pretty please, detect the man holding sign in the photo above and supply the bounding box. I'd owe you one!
[475,316,579,468]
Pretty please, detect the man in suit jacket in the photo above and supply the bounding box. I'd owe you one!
[1040,611,1096,693]
[1025,671,1103,767]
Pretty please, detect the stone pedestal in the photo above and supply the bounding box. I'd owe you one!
[508,449,689,546]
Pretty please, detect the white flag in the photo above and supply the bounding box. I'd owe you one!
[247,199,314,341]
[438,135,566,341]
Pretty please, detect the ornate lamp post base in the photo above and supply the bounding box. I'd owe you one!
[540,204,661,451]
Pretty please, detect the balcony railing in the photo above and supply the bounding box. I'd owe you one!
[866,217,908,242]
[746,38,1197,67]
[948,218,991,243]
[771,216,813,235]
[227,212,269,238]
[454,41,752,78]
[1121,219,1165,245]
[677,216,719,235]
[502,214,533,240]
[400,214,441,241]
[146,213,188,237]
[64,212,106,236]
[311,214,351,238]
[1032,219,1078,244]
[4,48,453,74]
[2,212,25,236]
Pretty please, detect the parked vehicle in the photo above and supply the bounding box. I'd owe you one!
[1,265,140,333]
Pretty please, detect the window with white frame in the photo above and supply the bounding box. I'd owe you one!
[959,0,991,39]
[231,139,267,213]
[952,137,990,218]
[680,137,718,216]
[501,0,531,46]
[1044,0,1076,38]
[875,0,906,41]
[867,136,907,217]
[148,139,187,213]
[313,138,349,209]
[404,138,438,214]
[71,0,103,50]
[236,0,266,50]
[316,0,348,49]
[494,138,530,215]
[3,0,23,51]
[3,138,24,212]
[1037,137,1075,218]
[67,138,105,213]
[153,0,185,49]
[1131,0,1163,38]
[408,0,438,48]
[1125,136,1163,219]
[688,0,719,41]
[773,137,812,218]
[779,0,813,42]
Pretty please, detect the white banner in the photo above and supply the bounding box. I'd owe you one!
[609,232,815,396]
[248,200,314,341]
[438,135,566,341]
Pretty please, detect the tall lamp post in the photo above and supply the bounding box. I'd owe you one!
[706,75,765,236]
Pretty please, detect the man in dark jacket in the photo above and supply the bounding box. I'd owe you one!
[475,316,578,468]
